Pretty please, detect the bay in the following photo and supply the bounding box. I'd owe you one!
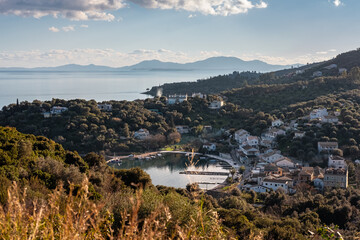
[0,70,231,108]
[108,153,230,190]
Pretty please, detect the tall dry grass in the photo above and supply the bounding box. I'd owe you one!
[0,179,229,239]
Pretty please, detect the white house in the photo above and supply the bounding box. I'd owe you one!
[272,119,284,127]
[261,152,284,163]
[167,94,188,104]
[264,129,286,140]
[261,176,294,194]
[176,125,190,134]
[209,100,224,109]
[296,70,304,75]
[321,115,338,124]
[97,103,112,111]
[235,129,250,143]
[260,139,273,148]
[294,131,305,139]
[43,112,51,118]
[275,158,295,169]
[328,155,347,169]
[50,106,68,115]
[203,143,216,151]
[318,142,338,153]
[134,129,150,140]
[339,68,347,74]
[312,71,323,77]
[324,168,348,189]
[245,136,259,147]
[310,108,328,120]
[240,145,260,156]
[324,64,337,70]
[191,93,206,99]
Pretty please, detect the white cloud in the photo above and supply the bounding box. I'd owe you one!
[80,24,89,28]
[48,27,60,33]
[62,26,75,32]
[333,0,342,7]
[188,14,196,18]
[0,0,267,20]
[62,25,75,32]
[129,0,268,16]
[0,0,124,21]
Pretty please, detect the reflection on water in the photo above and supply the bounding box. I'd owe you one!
[109,153,230,190]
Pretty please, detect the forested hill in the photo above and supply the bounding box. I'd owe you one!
[145,48,360,97]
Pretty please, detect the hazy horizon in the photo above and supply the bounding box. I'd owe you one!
[0,0,358,68]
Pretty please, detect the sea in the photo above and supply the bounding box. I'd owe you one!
[0,70,231,108]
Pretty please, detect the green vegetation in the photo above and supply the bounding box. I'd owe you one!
[0,126,359,239]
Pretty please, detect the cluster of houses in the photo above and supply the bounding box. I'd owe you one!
[312,64,347,77]
[166,93,224,109]
[242,153,348,194]
[43,106,69,118]
[234,107,348,194]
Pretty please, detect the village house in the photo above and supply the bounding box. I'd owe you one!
[272,119,284,127]
[328,155,347,169]
[318,142,338,153]
[339,68,347,74]
[263,128,286,140]
[134,129,150,140]
[234,129,250,143]
[167,94,188,104]
[312,71,323,77]
[43,112,51,118]
[294,131,306,139]
[324,64,337,70]
[244,136,259,147]
[97,103,112,111]
[260,176,294,194]
[209,100,224,109]
[191,93,207,99]
[275,158,296,169]
[296,70,304,75]
[298,167,315,184]
[261,151,284,163]
[203,143,216,151]
[324,168,348,189]
[260,139,273,148]
[240,145,260,157]
[203,125,213,133]
[310,108,328,120]
[321,115,338,124]
[175,125,190,134]
[264,164,283,176]
[50,106,68,115]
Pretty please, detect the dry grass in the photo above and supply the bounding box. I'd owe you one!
[0,179,229,240]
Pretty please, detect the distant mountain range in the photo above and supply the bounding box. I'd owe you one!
[0,57,299,73]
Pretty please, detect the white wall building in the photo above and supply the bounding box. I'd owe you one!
[318,142,338,153]
[134,129,150,140]
[328,155,347,169]
[167,94,188,104]
[272,119,284,127]
[310,108,328,120]
[235,129,250,143]
[50,106,68,115]
[209,100,224,109]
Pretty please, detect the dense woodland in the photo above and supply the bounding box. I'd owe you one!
[1,126,360,239]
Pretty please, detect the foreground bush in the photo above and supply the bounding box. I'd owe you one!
[0,180,228,239]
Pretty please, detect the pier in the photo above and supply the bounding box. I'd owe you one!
[179,171,229,176]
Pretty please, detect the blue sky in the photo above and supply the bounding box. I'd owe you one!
[0,0,359,67]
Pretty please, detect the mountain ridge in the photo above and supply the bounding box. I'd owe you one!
[0,56,298,73]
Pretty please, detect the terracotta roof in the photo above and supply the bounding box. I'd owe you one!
[264,164,282,172]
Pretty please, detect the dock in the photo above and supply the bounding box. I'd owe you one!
[179,171,229,176]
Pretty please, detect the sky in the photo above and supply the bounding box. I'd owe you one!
[0,0,359,67]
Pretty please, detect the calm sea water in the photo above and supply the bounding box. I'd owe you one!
[0,70,230,108]
[109,153,230,190]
